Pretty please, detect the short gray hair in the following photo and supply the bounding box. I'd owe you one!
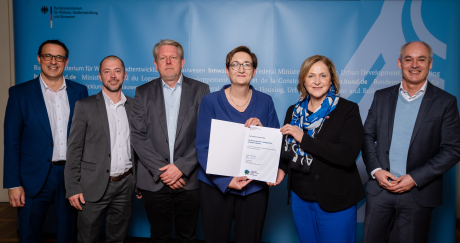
[153,39,184,61]
[399,41,433,61]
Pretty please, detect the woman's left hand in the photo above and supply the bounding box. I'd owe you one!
[280,124,304,143]
[245,118,262,127]
[267,169,286,187]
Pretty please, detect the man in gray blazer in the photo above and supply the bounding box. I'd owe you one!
[131,39,209,243]
[362,41,460,243]
[65,56,136,243]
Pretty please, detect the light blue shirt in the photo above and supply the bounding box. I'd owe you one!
[163,75,182,164]
[389,91,424,178]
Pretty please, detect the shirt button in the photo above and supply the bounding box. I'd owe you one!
[315,175,319,179]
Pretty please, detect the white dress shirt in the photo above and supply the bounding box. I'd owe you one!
[102,91,132,177]
[399,80,427,102]
[39,76,70,161]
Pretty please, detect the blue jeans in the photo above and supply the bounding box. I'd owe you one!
[291,191,356,243]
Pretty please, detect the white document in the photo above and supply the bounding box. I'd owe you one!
[206,119,247,178]
[240,125,283,183]
[206,119,282,183]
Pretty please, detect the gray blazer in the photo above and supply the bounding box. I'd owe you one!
[65,92,135,202]
[131,76,210,192]
[362,81,460,207]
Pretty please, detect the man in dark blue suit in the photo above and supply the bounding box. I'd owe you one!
[3,39,88,243]
[362,41,460,243]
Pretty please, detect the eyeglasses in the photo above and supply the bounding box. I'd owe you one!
[229,61,253,71]
[40,54,67,62]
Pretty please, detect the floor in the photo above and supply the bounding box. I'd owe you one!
[0,202,204,243]
[1,203,460,243]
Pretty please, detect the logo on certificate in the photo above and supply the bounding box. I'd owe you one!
[244,170,259,177]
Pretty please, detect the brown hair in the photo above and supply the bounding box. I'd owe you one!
[297,55,340,100]
[99,55,125,74]
[225,46,258,69]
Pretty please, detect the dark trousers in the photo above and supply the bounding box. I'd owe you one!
[141,185,200,243]
[77,173,135,243]
[363,189,433,243]
[200,182,269,243]
[17,164,76,243]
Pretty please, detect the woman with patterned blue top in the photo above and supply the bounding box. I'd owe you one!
[278,55,365,243]
[196,46,281,243]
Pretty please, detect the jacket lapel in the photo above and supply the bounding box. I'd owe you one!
[409,81,433,146]
[152,80,169,140]
[29,78,53,140]
[66,80,79,135]
[175,77,192,139]
[314,100,338,140]
[96,92,111,147]
[125,97,132,123]
[387,85,399,146]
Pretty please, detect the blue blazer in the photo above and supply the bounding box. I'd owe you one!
[362,81,460,207]
[196,85,280,196]
[3,77,88,197]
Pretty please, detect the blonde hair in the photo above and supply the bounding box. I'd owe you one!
[153,39,184,60]
[297,55,340,100]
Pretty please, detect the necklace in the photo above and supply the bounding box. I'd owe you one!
[229,87,252,108]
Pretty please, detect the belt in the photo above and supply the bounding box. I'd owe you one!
[51,160,66,165]
[109,168,133,182]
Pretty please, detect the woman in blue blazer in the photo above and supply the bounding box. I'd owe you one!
[196,46,280,243]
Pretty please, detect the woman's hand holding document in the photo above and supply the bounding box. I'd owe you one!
[206,119,282,183]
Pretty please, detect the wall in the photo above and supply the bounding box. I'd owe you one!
[0,0,15,202]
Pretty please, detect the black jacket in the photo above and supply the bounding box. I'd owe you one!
[363,82,460,207]
[280,98,365,211]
